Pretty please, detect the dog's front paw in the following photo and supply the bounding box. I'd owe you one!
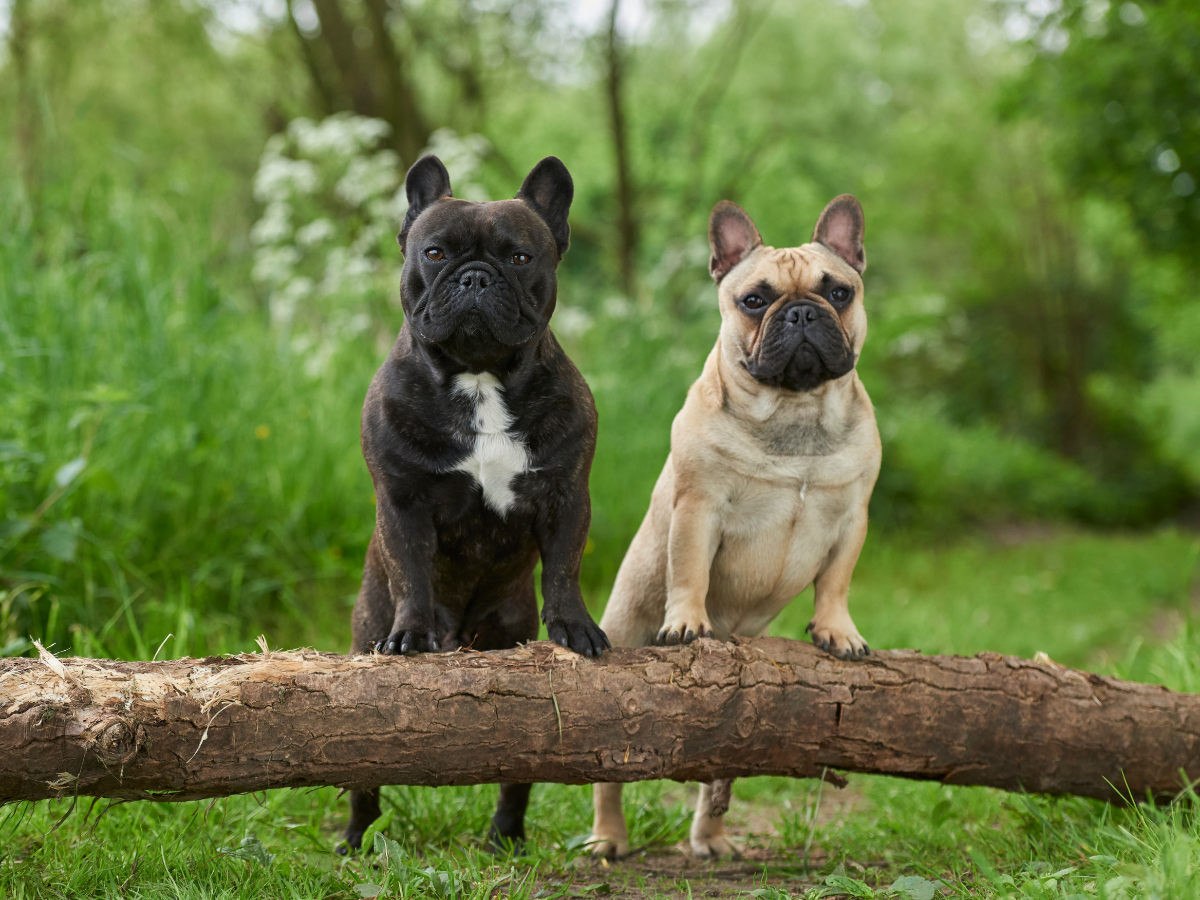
[655,611,711,645]
[806,614,869,660]
[545,616,610,658]
[376,627,441,655]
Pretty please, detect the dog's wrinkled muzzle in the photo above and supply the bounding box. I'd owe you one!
[746,300,855,391]
[415,263,536,347]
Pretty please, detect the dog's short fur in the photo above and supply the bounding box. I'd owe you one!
[344,154,609,853]
[589,196,881,859]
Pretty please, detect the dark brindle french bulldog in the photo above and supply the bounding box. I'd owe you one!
[343,154,609,853]
[589,196,881,859]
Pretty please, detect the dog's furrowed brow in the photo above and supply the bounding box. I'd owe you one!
[748,280,782,304]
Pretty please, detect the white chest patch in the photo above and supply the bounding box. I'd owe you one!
[451,371,531,517]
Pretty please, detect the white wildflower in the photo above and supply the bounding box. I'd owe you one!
[603,296,631,319]
[296,218,336,247]
[380,188,409,226]
[250,201,292,246]
[253,156,318,203]
[425,128,491,201]
[270,276,313,327]
[351,219,396,257]
[291,113,391,159]
[554,305,593,339]
[321,247,377,296]
[344,312,371,335]
[336,151,401,207]
[252,246,300,286]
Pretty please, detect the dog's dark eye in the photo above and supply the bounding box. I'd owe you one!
[512,253,531,266]
[741,295,767,311]
[426,248,444,261]
[829,287,851,305]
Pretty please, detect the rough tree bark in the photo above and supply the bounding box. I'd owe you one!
[2,638,1197,806]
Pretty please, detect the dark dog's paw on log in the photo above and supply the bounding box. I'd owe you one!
[378,629,441,655]
[545,617,610,658]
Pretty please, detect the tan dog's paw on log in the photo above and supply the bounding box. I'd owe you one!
[806,612,870,660]
[591,193,881,858]
[655,611,711,645]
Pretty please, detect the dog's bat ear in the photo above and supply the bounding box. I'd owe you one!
[709,201,762,282]
[813,194,866,274]
[398,154,453,253]
[517,156,574,259]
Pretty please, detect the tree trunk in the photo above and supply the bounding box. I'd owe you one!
[2,638,1197,805]
[363,0,429,166]
[605,0,638,298]
[10,0,39,200]
[309,0,379,117]
[288,0,430,167]
[286,0,338,117]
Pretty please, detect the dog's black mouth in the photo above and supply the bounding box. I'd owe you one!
[413,262,539,349]
[746,302,855,392]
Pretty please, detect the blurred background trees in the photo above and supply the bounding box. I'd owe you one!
[0,0,1197,656]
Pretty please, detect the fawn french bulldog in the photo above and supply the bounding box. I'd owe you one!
[589,195,880,859]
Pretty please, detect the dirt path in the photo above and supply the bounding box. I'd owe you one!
[557,783,877,898]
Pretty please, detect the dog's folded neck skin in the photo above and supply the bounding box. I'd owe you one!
[705,197,870,445]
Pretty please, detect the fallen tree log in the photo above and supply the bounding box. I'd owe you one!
[1,637,1197,805]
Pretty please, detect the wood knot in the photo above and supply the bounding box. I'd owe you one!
[88,718,141,766]
[620,691,646,734]
[619,692,644,716]
[733,702,757,739]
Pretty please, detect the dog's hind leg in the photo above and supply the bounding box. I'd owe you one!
[341,539,392,854]
[589,783,630,859]
[343,788,382,853]
[588,576,658,860]
[350,534,394,654]
[472,580,541,854]
[690,780,740,859]
[488,783,532,853]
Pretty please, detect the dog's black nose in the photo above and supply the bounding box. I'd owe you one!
[459,269,492,290]
[782,304,820,326]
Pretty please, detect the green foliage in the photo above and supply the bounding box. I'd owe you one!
[0,183,374,659]
[1,0,1199,892]
[1005,0,1200,255]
